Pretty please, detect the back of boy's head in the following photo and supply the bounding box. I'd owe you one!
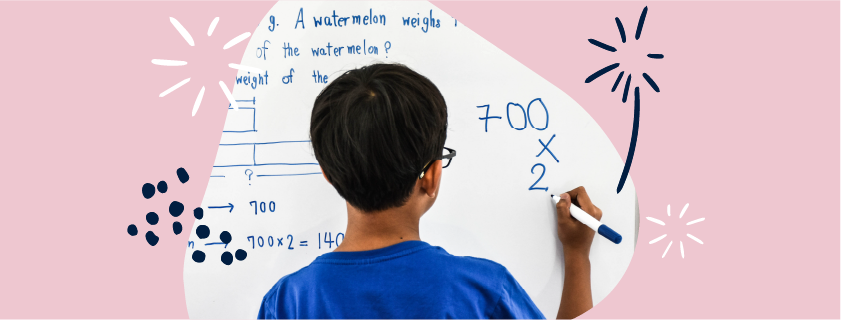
[310,63,448,213]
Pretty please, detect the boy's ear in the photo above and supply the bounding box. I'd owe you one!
[320,167,332,185]
[420,160,442,198]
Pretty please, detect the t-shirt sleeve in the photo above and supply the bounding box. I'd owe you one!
[257,287,276,319]
[490,269,546,319]
[258,277,290,319]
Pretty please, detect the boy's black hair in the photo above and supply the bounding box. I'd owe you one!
[310,63,448,213]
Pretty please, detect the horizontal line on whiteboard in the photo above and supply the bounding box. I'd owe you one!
[219,140,310,146]
[213,163,319,168]
[257,172,322,177]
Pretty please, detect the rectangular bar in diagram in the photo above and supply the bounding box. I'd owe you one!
[222,107,256,133]
[213,141,318,168]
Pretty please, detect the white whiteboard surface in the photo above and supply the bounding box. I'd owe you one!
[184,2,636,318]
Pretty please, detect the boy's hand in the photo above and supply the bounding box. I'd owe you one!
[555,186,599,319]
[555,186,602,259]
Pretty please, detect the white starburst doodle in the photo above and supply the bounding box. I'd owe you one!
[152,17,258,116]
[646,203,705,258]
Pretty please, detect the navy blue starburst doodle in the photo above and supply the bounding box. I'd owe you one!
[584,6,664,194]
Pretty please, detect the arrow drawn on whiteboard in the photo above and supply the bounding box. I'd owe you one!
[208,203,234,213]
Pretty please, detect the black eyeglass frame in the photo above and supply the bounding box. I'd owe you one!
[419,147,456,179]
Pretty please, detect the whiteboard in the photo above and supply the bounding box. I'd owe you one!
[184,1,636,318]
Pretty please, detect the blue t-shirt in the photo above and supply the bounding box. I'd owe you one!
[258,241,545,319]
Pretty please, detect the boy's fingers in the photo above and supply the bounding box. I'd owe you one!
[567,186,597,215]
[592,205,603,221]
[566,186,583,208]
[555,193,571,220]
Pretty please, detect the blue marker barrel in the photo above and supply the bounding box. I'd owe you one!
[597,225,622,244]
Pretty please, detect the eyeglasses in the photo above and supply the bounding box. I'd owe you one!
[419,147,456,179]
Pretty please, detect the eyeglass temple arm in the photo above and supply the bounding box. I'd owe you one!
[441,149,456,159]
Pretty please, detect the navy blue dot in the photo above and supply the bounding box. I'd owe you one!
[145,231,159,246]
[192,250,205,263]
[169,201,184,217]
[176,167,190,184]
[193,207,204,220]
[235,249,247,261]
[127,224,138,236]
[142,183,155,199]
[173,221,182,235]
[146,212,159,225]
[220,231,232,244]
[221,251,233,265]
[196,225,210,239]
[157,181,168,193]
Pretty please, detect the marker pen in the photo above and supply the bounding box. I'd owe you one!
[551,194,622,244]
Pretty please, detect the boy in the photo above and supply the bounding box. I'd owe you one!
[258,63,603,319]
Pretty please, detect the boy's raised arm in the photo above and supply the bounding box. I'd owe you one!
[554,187,602,319]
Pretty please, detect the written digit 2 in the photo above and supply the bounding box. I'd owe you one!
[529,163,549,192]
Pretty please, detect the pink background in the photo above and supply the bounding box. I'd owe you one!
[0,1,837,318]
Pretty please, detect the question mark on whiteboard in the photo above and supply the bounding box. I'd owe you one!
[384,41,391,58]
[245,169,253,186]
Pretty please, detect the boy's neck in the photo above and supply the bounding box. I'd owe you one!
[334,202,422,252]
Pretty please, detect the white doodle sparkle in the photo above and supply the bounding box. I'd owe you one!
[152,17,258,116]
[646,203,705,258]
